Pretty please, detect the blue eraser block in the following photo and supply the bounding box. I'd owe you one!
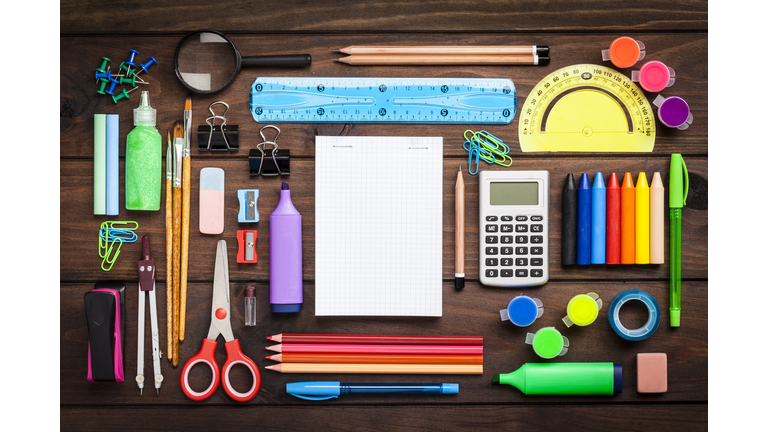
[238,189,260,223]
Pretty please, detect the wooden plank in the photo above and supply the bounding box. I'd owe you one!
[61,157,707,282]
[60,0,708,34]
[61,33,708,158]
[61,280,707,405]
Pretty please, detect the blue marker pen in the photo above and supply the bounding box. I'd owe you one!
[287,382,459,400]
[576,173,591,265]
[591,172,606,264]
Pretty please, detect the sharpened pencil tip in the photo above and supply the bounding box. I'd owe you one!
[332,49,340,53]
[333,59,339,62]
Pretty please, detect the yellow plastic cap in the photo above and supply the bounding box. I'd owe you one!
[566,293,601,326]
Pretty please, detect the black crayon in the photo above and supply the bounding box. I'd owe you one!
[562,173,577,265]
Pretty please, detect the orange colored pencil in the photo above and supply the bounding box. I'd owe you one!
[267,353,483,365]
[620,172,636,264]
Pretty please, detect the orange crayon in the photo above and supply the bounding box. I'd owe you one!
[620,172,635,264]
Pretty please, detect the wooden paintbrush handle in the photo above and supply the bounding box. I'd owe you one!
[179,157,191,342]
[173,187,181,367]
[165,179,174,363]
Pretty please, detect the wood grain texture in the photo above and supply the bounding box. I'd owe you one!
[60,33,708,158]
[61,158,707,283]
[60,0,708,34]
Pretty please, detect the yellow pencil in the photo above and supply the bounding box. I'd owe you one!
[265,363,482,374]
[635,172,650,264]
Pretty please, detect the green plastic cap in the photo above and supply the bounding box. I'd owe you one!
[669,154,688,208]
[670,309,680,327]
[134,91,156,126]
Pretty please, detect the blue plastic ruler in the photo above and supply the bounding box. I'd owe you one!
[249,77,516,124]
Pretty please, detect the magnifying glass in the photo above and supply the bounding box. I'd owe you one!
[174,30,311,94]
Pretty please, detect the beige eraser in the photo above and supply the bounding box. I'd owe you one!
[637,353,667,393]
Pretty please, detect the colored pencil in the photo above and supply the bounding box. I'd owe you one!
[635,172,650,264]
[267,334,483,345]
[650,172,665,264]
[606,173,621,264]
[265,363,483,374]
[335,45,549,56]
[267,353,483,365]
[266,344,483,355]
[620,172,636,264]
[335,55,544,66]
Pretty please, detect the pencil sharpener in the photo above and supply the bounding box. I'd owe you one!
[237,230,258,263]
[238,189,260,223]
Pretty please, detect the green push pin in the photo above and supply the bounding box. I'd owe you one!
[97,78,109,95]
[120,75,138,87]
[96,57,110,74]
[112,88,131,103]
[119,61,133,78]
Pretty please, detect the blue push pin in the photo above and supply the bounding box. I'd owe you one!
[95,69,111,81]
[126,49,139,67]
[133,56,157,80]
[106,77,120,95]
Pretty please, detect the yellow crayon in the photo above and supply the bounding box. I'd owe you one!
[635,172,650,264]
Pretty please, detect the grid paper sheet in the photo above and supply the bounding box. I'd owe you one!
[315,136,443,316]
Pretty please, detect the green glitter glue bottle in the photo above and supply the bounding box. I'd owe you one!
[125,91,161,210]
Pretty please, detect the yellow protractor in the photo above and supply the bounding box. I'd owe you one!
[519,64,655,152]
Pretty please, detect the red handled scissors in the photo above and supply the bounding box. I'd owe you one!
[181,239,261,402]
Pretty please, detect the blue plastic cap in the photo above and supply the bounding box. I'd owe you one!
[442,383,459,394]
[613,364,623,394]
[287,381,340,401]
[508,296,538,327]
[272,303,302,313]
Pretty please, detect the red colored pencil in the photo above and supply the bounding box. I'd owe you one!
[266,343,483,355]
[266,353,483,365]
[266,333,483,345]
[606,173,621,264]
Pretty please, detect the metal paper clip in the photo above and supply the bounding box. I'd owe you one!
[249,125,290,176]
[206,101,231,151]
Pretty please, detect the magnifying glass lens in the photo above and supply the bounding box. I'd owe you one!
[176,32,238,93]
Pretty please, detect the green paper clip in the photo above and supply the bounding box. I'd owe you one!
[98,221,139,271]
[462,130,513,174]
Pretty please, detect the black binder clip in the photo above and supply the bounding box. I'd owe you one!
[198,101,239,152]
[249,125,290,176]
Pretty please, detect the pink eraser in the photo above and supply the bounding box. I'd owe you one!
[637,353,667,393]
[199,167,225,234]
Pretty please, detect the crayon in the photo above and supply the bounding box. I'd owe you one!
[650,172,664,264]
[635,172,650,264]
[591,173,606,264]
[606,173,621,264]
[562,174,578,265]
[620,173,635,264]
[576,173,591,265]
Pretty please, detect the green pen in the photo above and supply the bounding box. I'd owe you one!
[669,154,688,327]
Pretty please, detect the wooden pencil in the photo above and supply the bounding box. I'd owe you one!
[266,344,482,355]
[267,353,483,365]
[267,333,483,345]
[335,45,548,56]
[455,165,465,289]
[335,54,545,66]
[265,363,483,374]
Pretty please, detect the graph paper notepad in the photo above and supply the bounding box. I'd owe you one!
[315,136,443,316]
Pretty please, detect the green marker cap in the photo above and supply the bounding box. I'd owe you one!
[669,154,688,208]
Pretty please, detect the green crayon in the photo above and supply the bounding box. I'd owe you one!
[493,362,622,395]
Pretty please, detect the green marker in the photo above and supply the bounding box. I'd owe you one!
[669,154,688,327]
[493,363,622,395]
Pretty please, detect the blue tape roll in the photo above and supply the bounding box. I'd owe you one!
[608,290,660,341]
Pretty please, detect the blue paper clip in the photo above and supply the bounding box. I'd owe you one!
[462,130,513,174]
[98,221,138,271]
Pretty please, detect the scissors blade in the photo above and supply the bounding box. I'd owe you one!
[208,239,234,342]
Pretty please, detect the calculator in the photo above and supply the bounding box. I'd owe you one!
[479,170,549,287]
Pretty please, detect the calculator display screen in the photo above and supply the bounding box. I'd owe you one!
[489,182,538,205]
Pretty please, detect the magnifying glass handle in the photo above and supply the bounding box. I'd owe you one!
[241,54,311,67]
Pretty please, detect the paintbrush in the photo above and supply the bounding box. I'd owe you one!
[179,96,191,342]
[165,130,174,363]
[172,121,184,367]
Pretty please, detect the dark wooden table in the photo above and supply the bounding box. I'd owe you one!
[60,1,708,430]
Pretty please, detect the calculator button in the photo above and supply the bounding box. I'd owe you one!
[501,247,514,255]
[501,269,514,277]
[486,224,498,233]
[486,247,498,255]
[516,247,528,255]
[501,258,513,266]
[531,235,544,244]
[486,216,499,221]
[515,224,528,233]
[486,269,498,278]
[531,215,543,221]
[501,216,514,221]
[531,258,544,266]
[531,247,544,255]
[501,224,514,233]
[531,224,543,232]
[516,235,528,244]
[501,236,514,244]
[516,215,528,222]
[531,269,544,278]
[516,258,528,266]
[515,269,529,277]
[486,258,498,266]
[486,236,499,244]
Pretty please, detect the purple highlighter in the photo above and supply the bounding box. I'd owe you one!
[270,182,303,312]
